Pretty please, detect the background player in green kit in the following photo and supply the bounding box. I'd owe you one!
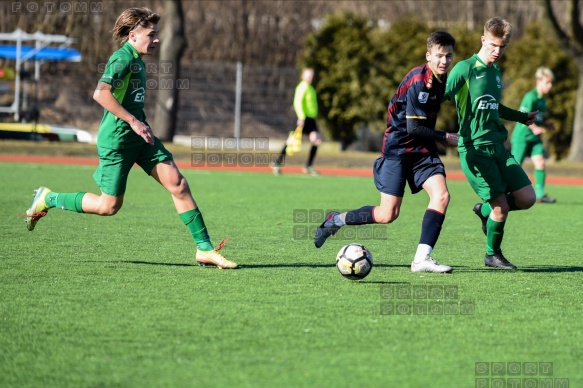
[511,67,556,203]
[23,7,237,269]
[444,17,538,270]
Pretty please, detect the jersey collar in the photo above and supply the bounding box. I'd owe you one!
[123,41,141,59]
[426,63,445,83]
[474,53,490,68]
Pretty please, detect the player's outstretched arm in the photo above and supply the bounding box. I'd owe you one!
[499,103,537,126]
[524,111,539,126]
[406,119,458,147]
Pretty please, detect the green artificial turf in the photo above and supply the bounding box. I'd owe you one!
[1,162,582,387]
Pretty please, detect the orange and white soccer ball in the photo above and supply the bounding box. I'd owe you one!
[336,243,373,280]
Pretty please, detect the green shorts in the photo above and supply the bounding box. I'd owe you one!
[93,138,173,196]
[459,143,531,203]
[511,138,546,164]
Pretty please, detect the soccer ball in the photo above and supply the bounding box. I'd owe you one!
[336,243,373,280]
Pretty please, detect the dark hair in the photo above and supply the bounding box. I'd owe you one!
[112,7,161,44]
[427,31,456,52]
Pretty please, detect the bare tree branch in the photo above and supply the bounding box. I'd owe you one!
[543,0,572,50]
[569,0,583,52]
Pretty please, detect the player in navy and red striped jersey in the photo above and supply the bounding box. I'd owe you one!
[314,31,459,273]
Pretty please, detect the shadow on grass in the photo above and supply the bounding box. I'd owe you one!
[89,261,411,270]
[239,263,408,269]
[85,260,195,267]
[452,265,583,273]
[518,265,583,273]
[360,280,410,284]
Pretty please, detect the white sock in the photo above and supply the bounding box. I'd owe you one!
[335,213,347,226]
[413,244,432,263]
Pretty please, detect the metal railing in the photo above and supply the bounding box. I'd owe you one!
[146,61,300,141]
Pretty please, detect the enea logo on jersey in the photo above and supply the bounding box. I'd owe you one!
[474,94,499,110]
[418,92,429,104]
[131,87,145,103]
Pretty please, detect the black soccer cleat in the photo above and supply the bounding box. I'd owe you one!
[473,203,488,236]
[314,211,341,248]
[537,195,557,204]
[484,252,517,270]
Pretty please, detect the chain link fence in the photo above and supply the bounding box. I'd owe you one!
[145,61,300,143]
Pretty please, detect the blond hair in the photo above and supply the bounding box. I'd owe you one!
[484,16,513,43]
[112,7,160,44]
[535,67,554,81]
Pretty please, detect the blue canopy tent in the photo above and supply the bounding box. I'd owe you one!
[0,45,81,62]
[0,29,81,122]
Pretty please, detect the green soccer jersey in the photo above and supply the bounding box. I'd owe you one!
[97,42,147,149]
[511,89,547,143]
[445,54,527,150]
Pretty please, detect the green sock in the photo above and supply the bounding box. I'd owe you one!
[534,169,545,199]
[45,192,58,208]
[46,192,85,213]
[179,208,214,251]
[486,218,506,255]
[480,202,492,218]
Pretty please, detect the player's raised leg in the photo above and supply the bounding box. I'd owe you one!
[314,211,341,248]
[314,193,401,248]
[24,186,51,231]
[24,187,104,230]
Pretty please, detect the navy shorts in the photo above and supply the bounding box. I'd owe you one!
[373,155,445,197]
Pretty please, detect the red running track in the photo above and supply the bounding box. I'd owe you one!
[1,154,582,186]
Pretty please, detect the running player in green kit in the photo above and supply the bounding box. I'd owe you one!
[511,67,556,203]
[444,17,538,270]
[23,7,238,269]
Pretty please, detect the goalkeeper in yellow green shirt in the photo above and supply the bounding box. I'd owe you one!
[273,68,322,176]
